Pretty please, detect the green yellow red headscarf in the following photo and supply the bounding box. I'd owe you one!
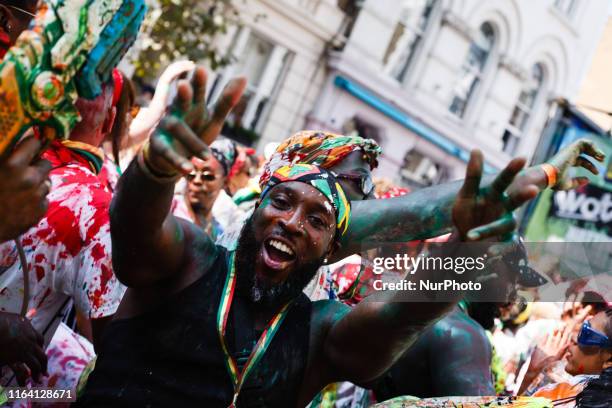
[259,164,351,238]
[260,130,382,189]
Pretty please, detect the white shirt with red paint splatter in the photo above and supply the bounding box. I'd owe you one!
[0,142,125,344]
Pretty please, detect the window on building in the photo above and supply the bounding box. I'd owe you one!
[502,63,545,155]
[554,0,577,16]
[449,22,495,118]
[384,0,438,82]
[343,116,383,145]
[212,29,292,145]
[400,149,446,188]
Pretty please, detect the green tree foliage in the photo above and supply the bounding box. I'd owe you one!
[134,0,242,81]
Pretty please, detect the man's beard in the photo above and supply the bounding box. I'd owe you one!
[235,216,323,308]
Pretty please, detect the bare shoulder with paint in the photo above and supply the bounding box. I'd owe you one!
[167,217,220,290]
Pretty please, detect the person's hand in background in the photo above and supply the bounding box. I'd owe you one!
[129,60,197,144]
[0,312,47,385]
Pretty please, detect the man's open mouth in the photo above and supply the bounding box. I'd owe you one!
[262,237,296,269]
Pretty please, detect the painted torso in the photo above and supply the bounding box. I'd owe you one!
[78,247,312,408]
[374,308,495,399]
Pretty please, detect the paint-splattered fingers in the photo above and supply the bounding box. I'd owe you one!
[488,157,526,204]
[200,77,246,146]
[458,150,483,198]
[466,214,516,241]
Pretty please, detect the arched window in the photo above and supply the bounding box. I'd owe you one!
[502,63,545,154]
[210,28,292,145]
[384,0,438,82]
[449,22,495,118]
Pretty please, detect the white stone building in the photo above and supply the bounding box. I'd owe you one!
[298,0,609,188]
[207,0,349,148]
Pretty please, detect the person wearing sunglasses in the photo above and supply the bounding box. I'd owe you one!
[531,309,612,404]
[178,157,225,239]
[334,168,375,200]
[567,313,612,376]
[172,140,237,240]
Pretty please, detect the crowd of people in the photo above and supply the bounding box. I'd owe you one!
[0,1,610,407]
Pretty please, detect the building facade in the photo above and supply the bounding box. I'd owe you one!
[301,0,609,188]
[208,0,349,148]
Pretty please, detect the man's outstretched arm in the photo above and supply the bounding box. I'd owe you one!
[337,139,604,260]
[322,150,539,384]
[111,67,245,287]
[110,157,186,287]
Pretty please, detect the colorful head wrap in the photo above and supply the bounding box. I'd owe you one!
[210,139,238,176]
[259,163,351,238]
[260,130,382,189]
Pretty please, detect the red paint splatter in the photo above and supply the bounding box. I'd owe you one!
[45,204,81,257]
[84,189,111,241]
[90,263,114,310]
[36,144,112,259]
[35,265,45,281]
[58,355,88,370]
[90,243,105,262]
[46,346,63,360]
[35,226,54,241]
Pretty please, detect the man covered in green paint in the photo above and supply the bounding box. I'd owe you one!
[76,66,571,407]
[373,240,548,399]
[216,126,601,308]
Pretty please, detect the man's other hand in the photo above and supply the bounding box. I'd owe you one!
[453,150,539,241]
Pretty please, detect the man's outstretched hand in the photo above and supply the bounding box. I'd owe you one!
[147,66,246,175]
[505,139,606,201]
[463,139,606,242]
[453,150,539,242]
[546,138,605,190]
[0,137,51,243]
